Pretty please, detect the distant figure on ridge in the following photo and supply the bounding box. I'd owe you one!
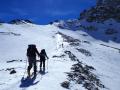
[40,49,49,72]
[27,44,40,77]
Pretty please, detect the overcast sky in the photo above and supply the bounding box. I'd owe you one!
[0,0,96,24]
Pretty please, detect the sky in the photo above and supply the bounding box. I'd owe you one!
[0,0,96,24]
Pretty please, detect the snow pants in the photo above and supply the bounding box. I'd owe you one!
[27,57,37,75]
[40,59,45,68]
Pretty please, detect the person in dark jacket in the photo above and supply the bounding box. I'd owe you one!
[40,49,49,72]
[27,44,40,77]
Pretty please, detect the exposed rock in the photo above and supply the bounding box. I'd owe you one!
[62,52,104,90]
[105,28,118,35]
[64,51,79,62]
[10,69,16,74]
[82,41,91,44]
[61,81,70,89]
[57,19,82,30]
[57,32,80,46]
[76,48,92,56]
[65,62,105,90]
[80,0,120,22]
[6,68,14,71]
[9,19,32,24]
[85,65,95,71]
[7,59,22,63]
[0,32,21,36]
[52,54,65,58]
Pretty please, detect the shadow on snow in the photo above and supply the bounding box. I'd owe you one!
[20,76,39,88]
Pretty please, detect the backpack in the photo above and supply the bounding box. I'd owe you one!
[27,44,37,57]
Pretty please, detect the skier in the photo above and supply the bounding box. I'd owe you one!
[40,49,49,72]
[27,44,40,77]
[61,43,64,48]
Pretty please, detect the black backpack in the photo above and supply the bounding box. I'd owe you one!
[27,44,37,57]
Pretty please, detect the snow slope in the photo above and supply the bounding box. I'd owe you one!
[0,22,120,90]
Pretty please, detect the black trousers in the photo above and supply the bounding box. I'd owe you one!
[27,57,37,75]
[40,59,45,68]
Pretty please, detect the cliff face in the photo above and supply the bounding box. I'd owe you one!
[97,0,120,7]
[80,0,120,22]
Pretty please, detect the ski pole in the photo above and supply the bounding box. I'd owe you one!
[23,57,28,77]
[47,58,48,72]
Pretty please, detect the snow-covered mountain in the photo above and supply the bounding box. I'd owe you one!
[9,19,33,24]
[0,19,120,90]
[56,19,120,43]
